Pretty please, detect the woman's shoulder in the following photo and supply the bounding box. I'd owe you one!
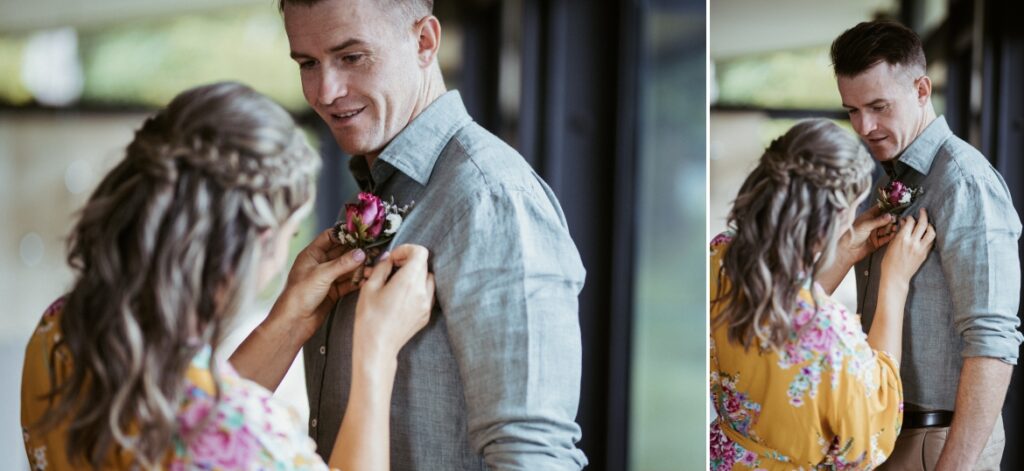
[173,349,324,469]
[31,297,66,340]
[23,297,69,389]
[710,231,735,256]
[781,284,872,365]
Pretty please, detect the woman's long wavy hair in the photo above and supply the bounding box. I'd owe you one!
[713,119,874,351]
[33,82,320,468]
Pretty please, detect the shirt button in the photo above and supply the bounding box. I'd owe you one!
[863,270,869,276]
[319,345,326,355]
[311,418,318,428]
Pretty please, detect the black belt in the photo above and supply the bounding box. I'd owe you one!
[903,410,953,429]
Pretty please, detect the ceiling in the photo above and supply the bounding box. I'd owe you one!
[1,0,921,60]
[710,0,896,60]
[0,0,270,34]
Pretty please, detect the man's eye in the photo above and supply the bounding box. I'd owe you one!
[847,109,858,115]
[299,60,318,70]
[873,105,888,112]
[342,54,364,65]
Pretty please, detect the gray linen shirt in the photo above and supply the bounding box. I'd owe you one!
[855,116,1024,410]
[303,91,588,470]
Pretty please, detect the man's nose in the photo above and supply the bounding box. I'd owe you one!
[318,68,348,107]
[856,113,877,136]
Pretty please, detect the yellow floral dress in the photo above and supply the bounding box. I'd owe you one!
[709,233,903,470]
[21,298,330,470]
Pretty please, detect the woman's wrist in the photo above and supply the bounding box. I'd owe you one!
[352,341,399,384]
[877,271,910,306]
[268,291,320,340]
[353,336,399,368]
[879,265,911,288]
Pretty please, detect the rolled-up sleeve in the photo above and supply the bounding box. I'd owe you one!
[935,175,1023,363]
[433,184,588,470]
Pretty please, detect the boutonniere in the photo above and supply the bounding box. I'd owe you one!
[876,179,923,215]
[331,192,414,284]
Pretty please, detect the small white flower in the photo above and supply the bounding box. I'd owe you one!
[384,213,403,236]
[898,191,911,204]
[33,446,47,470]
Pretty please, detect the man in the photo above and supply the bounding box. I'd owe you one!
[833,20,1022,470]
[242,0,588,469]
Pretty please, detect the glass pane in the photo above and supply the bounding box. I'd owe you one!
[630,3,706,470]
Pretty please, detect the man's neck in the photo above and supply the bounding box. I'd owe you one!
[911,103,939,144]
[363,70,447,170]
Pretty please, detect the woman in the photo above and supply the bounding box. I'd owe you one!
[21,82,434,470]
[709,119,935,469]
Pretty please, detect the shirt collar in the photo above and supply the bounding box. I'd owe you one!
[894,115,952,176]
[349,91,472,190]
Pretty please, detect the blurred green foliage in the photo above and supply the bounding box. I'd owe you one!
[80,6,306,110]
[0,6,307,111]
[0,35,32,104]
[716,46,842,110]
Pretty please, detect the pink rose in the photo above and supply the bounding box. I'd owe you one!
[793,306,814,327]
[345,192,386,239]
[709,423,736,469]
[802,325,837,354]
[741,450,758,466]
[887,181,907,206]
[178,400,259,468]
[724,394,742,415]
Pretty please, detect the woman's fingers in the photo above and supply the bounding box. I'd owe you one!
[874,229,896,247]
[416,273,436,330]
[860,209,894,233]
[312,248,366,286]
[363,252,394,291]
[898,215,917,237]
[912,208,929,240]
[383,245,430,287]
[304,228,340,258]
[324,243,348,262]
[388,244,430,269]
[425,272,436,295]
[333,277,360,299]
[924,224,937,245]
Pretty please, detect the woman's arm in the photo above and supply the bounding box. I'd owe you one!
[818,206,895,294]
[232,229,365,391]
[327,245,435,471]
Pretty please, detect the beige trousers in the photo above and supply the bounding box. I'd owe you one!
[876,415,1005,470]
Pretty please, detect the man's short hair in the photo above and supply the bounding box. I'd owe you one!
[279,0,433,24]
[830,20,926,78]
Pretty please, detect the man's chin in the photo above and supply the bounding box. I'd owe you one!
[332,135,374,157]
[867,146,898,162]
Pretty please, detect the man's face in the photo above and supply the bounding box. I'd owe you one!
[837,61,929,162]
[284,0,422,156]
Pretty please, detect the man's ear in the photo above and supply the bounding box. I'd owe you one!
[915,75,932,106]
[414,15,441,68]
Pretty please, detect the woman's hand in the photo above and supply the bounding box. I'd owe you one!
[880,208,936,284]
[232,230,368,391]
[841,205,897,264]
[275,229,367,336]
[353,244,435,361]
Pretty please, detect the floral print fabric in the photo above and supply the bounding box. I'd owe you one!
[709,233,903,470]
[21,298,329,470]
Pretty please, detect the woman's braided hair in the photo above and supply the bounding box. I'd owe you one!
[35,82,320,469]
[713,119,874,350]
